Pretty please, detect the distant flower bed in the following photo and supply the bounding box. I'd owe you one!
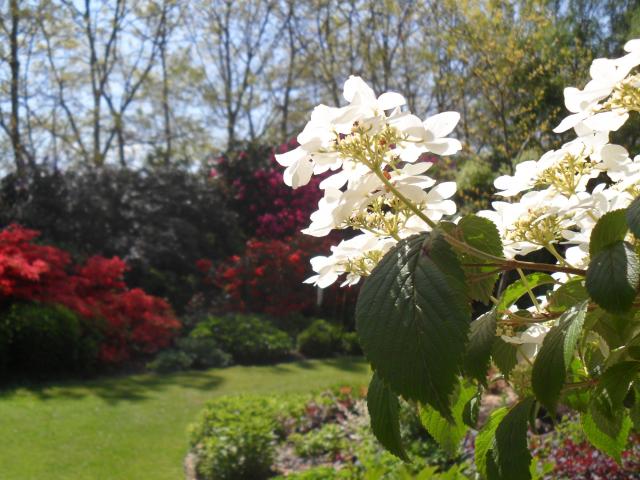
[0,224,180,372]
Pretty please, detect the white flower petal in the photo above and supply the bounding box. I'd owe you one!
[343,75,376,104]
[423,111,460,138]
[377,91,406,110]
[275,146,307,167]
[424,138,462,156]
[583,110,629,132]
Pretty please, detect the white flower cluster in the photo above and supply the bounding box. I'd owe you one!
[483,38,640,360]
[480,39,640,268]
[276,76,462,287]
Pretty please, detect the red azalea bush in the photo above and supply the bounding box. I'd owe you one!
[209,142,358,322]
[213,233,357,319]
[0,224,180,365]
[214,235,325,316]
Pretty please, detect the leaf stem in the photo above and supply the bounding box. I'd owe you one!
[517,268,542,313]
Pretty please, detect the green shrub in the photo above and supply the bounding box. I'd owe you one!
[191,314,292,364]
[268,312,314,337]
[0,302,99,375]
[273,466,357,479]
[147,350,193,373]
[291,423,347,459]
[189,395,304,480]
[297,319,343,358]
[341,331,362,355]
[147,337,231,373]
[175,337,231,369]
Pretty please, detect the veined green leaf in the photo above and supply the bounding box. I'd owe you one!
[464,309,497,385]
[475,407,508,478]
[548,279,588,313]
[625,196,640,239]
[419,379,475,456]
[492,337,519,379]
[498,273,555,313]
[367,372,408,461]
[487,397,535,480]
[356,234,470,420]
[457,215,504,304]
[583,408,632,464]
[531,301,587,412]
[590,210,628,257]
[586,241,640,314]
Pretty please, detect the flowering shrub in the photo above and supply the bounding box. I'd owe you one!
[214,233,355,317]
[213,140,324,239]
[0,224,180,365]
[279,39,640,480]
[0,224,71,301]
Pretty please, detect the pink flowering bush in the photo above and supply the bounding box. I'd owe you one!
[212,140,324,239]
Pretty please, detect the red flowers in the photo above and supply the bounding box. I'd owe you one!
[0,224,180,364]
[215,235,332,316]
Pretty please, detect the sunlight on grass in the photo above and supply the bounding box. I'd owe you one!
[0,357,369,480]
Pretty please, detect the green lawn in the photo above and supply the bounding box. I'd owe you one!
[0,357,369,480]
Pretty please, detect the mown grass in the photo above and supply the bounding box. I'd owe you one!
[0,357,369,480]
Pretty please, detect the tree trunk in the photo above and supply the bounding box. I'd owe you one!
[9,0,25,176]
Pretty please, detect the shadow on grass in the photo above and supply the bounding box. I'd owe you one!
[0,369,225,404]
[0,356,368,404]
[261,356,367,374]
[323,356,368,373]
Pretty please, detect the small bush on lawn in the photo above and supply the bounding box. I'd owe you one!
[340,331,362,356]
[191,314,292,364]
[297,319,343,358]
[189,395,306,480]
[147,350,193,373]
[0,302,100,375]
[147,337,232,373]
[175,337,232,369]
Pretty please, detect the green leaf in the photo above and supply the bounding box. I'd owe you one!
[597,361,640,414]
[582,409,632,464]
[487,397,535,480]
[626,196,640,238]
[464,309,497,385]
[492,337,519,379]
[456,215,504,304]
[462,390,481,428]
[367,372,408,461]
[531,301,588,412]
[475,407,508,478]
[590,210,628,257]
[593,310,638,350]
[629,385,640,431]
[356,234,470,420]
[419,379,475,456]
[477,398,535,480]
[430,232,471,317]
[548,279,588,313]
[498,273,555,312]
[586,241,640,313]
